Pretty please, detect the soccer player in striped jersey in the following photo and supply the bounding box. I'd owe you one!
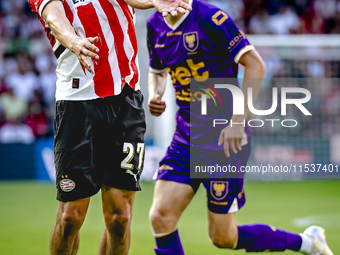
[147,0,334,254]
[28,0,191,254]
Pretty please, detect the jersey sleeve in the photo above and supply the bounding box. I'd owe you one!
[27,0,63,18]
[146,20,166,73]
[205,9,254,63]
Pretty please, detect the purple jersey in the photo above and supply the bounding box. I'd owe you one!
[147,0,254,148]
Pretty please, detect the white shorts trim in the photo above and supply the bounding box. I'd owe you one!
[149,67,166,74]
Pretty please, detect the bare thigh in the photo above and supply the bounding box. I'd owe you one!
[208,211,238,249]
[150,180,195,234]
[101,184,135,228]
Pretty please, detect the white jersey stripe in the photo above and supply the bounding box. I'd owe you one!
[94,1,122,95]
[115,2,134,92]
[134,53,140,90]
[30,0,140,100]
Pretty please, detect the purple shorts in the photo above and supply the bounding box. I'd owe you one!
[155,139,250,214]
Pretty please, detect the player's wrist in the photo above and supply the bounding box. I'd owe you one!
[68,35,83,54]
[148,0,156,9]
[151,0,156,8]
[148,92,160,101]
[148,94,155,102]
[231,115,246,122]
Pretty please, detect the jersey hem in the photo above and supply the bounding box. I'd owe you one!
[55,89,142,101]
[56,95,100,102]
[149,67,166,74]
[234,45,255,64]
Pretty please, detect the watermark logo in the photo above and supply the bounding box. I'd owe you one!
[200,84,312,128]
[200,83,222,114]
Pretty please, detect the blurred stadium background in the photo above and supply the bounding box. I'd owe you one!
[0,0,339,254]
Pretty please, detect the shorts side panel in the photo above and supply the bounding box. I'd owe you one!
[102,87,146,191]
[203,144,251,214]
[54,100,103,202]
[156,140,201,192]
[54,86,147,201]
[205,178,246,214]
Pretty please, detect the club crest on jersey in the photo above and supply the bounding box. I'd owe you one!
[183,32,199,52]
[60,179,76,192]
[210,181,228,200]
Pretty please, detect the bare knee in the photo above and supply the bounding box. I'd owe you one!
[209,221,238,249]
[57,209,86,234]
[149,180,194,233]
[149,208,165,227]
[210,232,237,249]
[149,206,178,232]
[208,211,238,249]
[104,211,132,237]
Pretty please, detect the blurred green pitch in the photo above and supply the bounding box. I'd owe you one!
[0,181,339,255]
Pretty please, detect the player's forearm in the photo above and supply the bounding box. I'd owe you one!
[148,71,167,98]
[42,1,81,52]
[124,0,153,9]
[235,50,266,121]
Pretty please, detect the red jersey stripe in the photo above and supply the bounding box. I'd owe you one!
[77,2,115,97]
[29,0,140,100]
[98,0,130,83]
[116,0,139,90]
[64,1,86,75]
[64,1,74,25]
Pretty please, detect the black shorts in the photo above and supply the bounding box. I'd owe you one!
[54,85,146,202]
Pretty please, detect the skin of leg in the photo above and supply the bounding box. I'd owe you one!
[50,197,91,255]
[208,211,238,249]
[149,180,195,234]
[98,184,136,255]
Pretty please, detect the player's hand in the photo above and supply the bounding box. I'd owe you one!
[70,36,99,74]
[148,95,166,116]
[218,123,244,158]
[153,0,192,17]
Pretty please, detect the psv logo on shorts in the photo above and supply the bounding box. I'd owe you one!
[210,181,229,201]
[60,179,76,192]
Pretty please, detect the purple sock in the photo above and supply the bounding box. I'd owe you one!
[236,224,302,252]
[155,229,185,255]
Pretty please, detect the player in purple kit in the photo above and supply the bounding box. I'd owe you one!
[146,0,334,254]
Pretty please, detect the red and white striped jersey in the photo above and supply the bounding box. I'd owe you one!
[28,0,140,101]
